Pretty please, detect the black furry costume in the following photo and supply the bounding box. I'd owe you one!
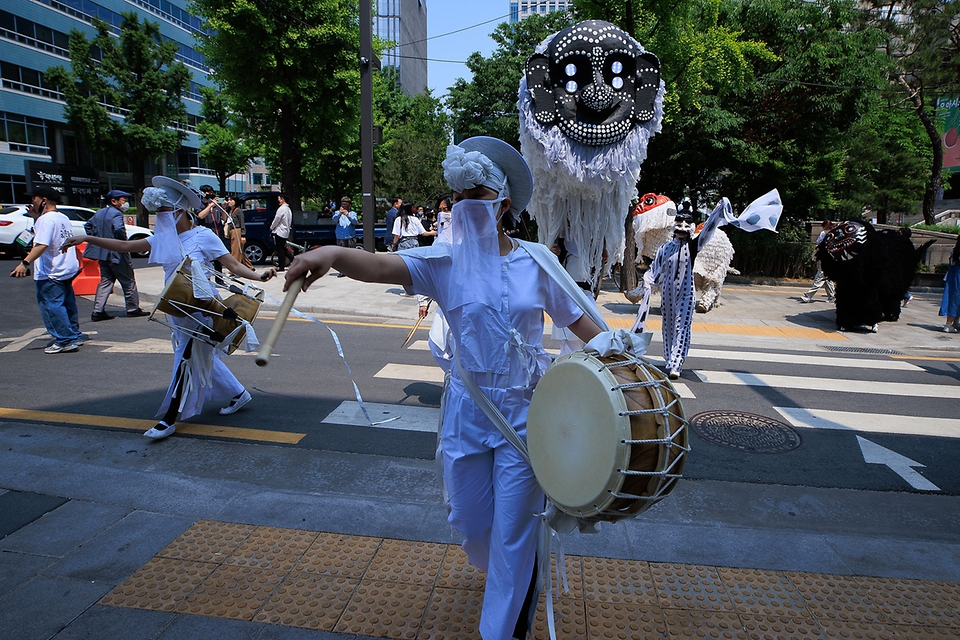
[816,221,929,331]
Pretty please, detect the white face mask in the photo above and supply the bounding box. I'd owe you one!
[119,201,130,212]
[448,198,506,311]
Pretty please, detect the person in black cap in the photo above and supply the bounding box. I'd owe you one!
[85,189,148,320]
[9,185,84,353]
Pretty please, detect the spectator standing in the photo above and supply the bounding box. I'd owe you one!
[224,196,253,269]
[384,198,401,251]
[800,220,836,303]
[391,203,426,251]
[333,197,359,248]
[85,189,148,320]
[940,235,960,333]
[271,195,293,271]
[435,196,453,244]
[9,186,83,353]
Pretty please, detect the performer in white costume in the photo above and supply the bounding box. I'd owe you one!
[283,138,610,640]
[641,192,782,379]
[63,177,275,439]
[519,20,665,288]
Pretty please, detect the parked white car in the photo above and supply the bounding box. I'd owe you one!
[0,204,153,258]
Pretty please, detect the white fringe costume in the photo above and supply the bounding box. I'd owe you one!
[518,30,665,284]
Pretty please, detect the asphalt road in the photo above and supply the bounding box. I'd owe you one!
[2,255,959,497]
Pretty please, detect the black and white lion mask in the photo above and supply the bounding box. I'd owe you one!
[520,20,665,283]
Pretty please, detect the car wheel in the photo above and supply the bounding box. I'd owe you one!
[129,235,150,259]
[245,240,267,264]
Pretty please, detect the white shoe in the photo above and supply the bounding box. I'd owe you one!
[144,421,175,439]
[799,295,812,303]
[944,325,958,334]
[870,324,878,333]
[668,370,680,380]
[220,390,252,415]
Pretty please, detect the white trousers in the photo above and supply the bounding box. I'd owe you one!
[157,316,244,421]
[441,378,543,640]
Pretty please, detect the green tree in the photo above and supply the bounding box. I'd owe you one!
[862,0,960,224]
[839,98,931,222]
[374,68,451,208]
[196,86,252,194]
[446,11,574,146]
[192,0,362,207]
[714,0,889,216]
[46,13,190,226]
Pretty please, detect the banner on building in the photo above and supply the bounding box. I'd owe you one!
[941,96,960,173]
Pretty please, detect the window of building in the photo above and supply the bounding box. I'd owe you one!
[0,112,49,155]
[0,173,27,204]
[0,10,71,57]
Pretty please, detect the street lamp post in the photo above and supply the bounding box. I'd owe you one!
[359,0,377,252]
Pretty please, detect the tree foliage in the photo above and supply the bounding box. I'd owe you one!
[46,13,190,225]
[196,86,253,194]
[373,68,451,208]
[446,11,574,146]
[861,0,960,224]
[192,0,361,207]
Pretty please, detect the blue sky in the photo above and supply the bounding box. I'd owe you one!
[425,2,513,99]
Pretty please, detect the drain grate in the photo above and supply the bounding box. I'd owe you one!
[821,346,904,355]
[690,411,801,454]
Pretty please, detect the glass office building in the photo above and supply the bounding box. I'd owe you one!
[0,0,248,205]
[509,0,570,23]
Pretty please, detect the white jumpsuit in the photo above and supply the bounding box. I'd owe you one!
[401,243,582,640]
[148,226,244,421]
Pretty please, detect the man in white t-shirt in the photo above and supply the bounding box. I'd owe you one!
[9,186,82,353]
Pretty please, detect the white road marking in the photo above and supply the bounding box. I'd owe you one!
[671,382,695,399]
[97,338,174,354]
[407,340,430,351]
[322,401,440,433]
[774,407,960,439]
[687,348,922,371]
[375,363,445,384]
[693,370,960,399]
[0,328,47,352]
[857,436,940,491]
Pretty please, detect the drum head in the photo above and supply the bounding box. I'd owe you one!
[527,353,631,518]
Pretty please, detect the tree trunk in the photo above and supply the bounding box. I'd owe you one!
[621,207,641,302]
[902,79,942,225]
[278,103,301,208]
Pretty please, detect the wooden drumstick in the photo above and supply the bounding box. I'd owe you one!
[256,275,305,366]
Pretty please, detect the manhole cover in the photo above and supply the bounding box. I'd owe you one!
[690,411,801,453]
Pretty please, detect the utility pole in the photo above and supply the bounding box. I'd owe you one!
[359,0,377,252]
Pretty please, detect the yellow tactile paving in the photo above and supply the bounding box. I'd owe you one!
[102,520,960,639]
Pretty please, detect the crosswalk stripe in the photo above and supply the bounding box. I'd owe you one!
[774,407,960,439]
[375,363,445,384]
[693,370,960,399]
[407,340,430,351]
[687,348,922,371]
[321,401,440,432]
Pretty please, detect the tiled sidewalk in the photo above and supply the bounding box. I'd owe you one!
[102,520,960,639]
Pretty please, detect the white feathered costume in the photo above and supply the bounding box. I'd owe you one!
[519,20,665,286]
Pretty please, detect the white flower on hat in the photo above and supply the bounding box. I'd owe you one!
[442,145,505,195]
